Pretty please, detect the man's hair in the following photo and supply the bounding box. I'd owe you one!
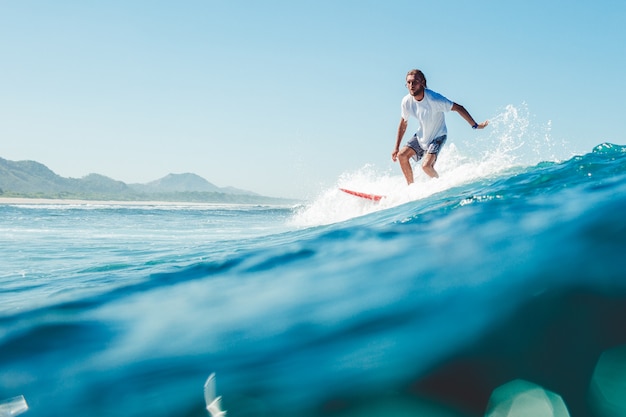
[406,69,427,88]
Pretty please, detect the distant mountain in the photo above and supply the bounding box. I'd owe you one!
[132,173,220,193]
[0,157,289,204]
[76,173,134,195]
[0,158,74,193]
[129,173,257,195]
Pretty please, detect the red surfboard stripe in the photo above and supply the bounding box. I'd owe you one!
[339,188,384,201]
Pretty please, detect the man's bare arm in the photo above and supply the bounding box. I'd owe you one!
[392,118,408,161]
[452,103,489,129]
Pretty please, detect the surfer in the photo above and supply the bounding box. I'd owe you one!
[392,69,489,184]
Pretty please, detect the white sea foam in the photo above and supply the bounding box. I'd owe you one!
[291,104,573,227]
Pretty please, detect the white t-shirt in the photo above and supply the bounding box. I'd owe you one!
[401,89,454,150]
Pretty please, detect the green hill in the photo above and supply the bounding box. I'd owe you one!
[0,157,294,204]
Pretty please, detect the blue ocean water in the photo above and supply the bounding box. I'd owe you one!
[2,124,626,415]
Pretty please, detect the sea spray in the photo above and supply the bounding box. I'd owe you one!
[292,103,574,227]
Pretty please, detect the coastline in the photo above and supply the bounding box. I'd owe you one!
[0,197,248,206]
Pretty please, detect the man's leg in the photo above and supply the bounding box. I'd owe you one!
[422,153,439,178]
[397,146,417,184]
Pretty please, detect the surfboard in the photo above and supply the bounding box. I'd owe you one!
[339,188,385,201]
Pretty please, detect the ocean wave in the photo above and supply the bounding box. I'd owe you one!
[2,141,626,416]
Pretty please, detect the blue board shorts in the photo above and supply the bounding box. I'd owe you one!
[407,134,447,162]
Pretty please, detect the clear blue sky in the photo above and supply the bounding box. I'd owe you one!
[1,1,624,199]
